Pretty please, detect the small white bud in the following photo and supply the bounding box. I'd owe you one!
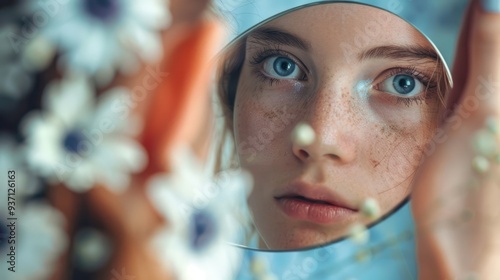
[22,36,56,71]
[250,256,267,276]
[472,156,490,173]
[348,223,369,245]
[291,122,315,146]
[355,249,371,262]
[360,198,381,219]
[485,117,500,135]
[473,130,498,158]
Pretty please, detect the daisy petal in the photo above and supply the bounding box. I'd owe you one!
[43,76,94,125]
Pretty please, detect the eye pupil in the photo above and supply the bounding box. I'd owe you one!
[273,57,295,76]
[393,74,416,94]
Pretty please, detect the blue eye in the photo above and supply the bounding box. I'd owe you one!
[393,75,416,94]
[273,57,295,76]
[378,74,424,97]
[262,56,304,79]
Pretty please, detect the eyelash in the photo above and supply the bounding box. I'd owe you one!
[249,48,439,107]
[375,67,438,107]
[249,47,307,86]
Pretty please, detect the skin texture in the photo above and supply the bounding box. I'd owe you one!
[232,4,447,250]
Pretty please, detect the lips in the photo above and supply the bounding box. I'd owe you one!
[274,181,358,224]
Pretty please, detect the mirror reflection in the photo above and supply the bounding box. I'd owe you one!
[216,2,451,250]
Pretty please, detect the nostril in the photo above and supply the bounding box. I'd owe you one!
[326,154,340,160]
[299,149,309,159]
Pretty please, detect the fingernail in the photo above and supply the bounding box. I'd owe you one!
[481,0,500,13]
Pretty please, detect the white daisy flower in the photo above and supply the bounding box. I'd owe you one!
[21,75,147,193]
[23,0,171,84]
[0,24,34,99]
[147,147,253,280]
[3,201,68,279]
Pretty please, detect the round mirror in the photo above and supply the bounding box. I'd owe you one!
[215,2,452,250]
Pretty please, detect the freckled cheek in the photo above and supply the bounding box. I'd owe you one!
[366,97,428,131]
[233,94,299,170]
[366,127,429,209]
[234,99,263,145]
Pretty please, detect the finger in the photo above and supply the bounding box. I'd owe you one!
[140,20,224,175]
[446,0,475,109]
[460,0,500,119]
[46,185,81,279]
[170,0,211,24]
[85,183,163,239]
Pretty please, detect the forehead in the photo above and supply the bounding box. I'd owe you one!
[259,3,432,53]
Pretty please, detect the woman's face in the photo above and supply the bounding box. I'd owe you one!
[232,4,445,250]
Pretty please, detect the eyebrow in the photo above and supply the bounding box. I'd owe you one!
[247,27,311,51]
[358,45,438,62]
[247,28,438,63]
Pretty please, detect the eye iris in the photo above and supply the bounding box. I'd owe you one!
[393,74,415,94]
[273,57,295,76]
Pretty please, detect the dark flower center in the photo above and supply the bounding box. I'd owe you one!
[62,130,85,154]
[190,210,217,251]
[0,222,7,250]
[84,0,120,21]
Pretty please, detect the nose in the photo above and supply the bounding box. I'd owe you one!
[292,85,357,164]
[292,128,356,163]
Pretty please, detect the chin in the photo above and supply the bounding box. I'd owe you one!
[261,226,343,250]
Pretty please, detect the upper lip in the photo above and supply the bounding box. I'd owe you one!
[274,181,358,211]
